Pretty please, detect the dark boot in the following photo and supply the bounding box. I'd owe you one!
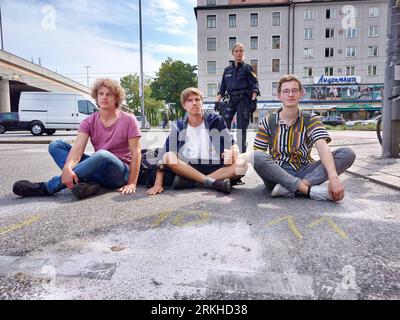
[71,182,100,200]
[212,178,232,194]
[172,175,198,189]
[13,180,51,197]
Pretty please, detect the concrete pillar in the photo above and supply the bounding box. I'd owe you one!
[0,78,11,113]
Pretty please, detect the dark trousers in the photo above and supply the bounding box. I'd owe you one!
[223,94,250,153]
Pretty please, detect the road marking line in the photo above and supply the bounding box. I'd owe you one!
[0,216,40,236]
[172,211,211,227]
[266,215,303,240]
[308,217,348,239]
[151,210,173,228]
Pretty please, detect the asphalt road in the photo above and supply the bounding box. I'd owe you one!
[0,131,399,300]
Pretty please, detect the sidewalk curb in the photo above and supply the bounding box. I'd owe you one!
[346,170,400,191]
[0,139,75,145]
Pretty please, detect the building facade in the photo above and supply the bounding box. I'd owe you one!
[195,0,387,121]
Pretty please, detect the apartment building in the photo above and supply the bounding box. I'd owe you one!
[195,0,387,108]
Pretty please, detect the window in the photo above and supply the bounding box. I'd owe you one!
[325,67,334,76]
[304,9,313,20]
[304,67,313,77]
[207,61,216,74]
[272,82,278,96]
[229,14,236,28]
[346,47,357,57]
[229,37,237,50]
[207,83,217,97]
[368,65,377,76]
[272,12,281,26]
[250,13,258,27]
[368,7,380,17]
[346,66,355,76]
[346,28,358,38]
[368,46,378,57]
[78,100,97,115]
[207,37,216,51]
[326,8,336,19]
[207,15,216,28]
[368,26,379,37]
[304,48,313,58]
[341,6,359,18]
[272,59,280,72]
[325,47,334,58]
[272,35,280,49]
[250,36,258,50]
[304,28,314,40]
[250,59,258,75]
[206,0,216,5]
[325,28,335,38]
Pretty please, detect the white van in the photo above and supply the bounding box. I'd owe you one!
[18,92,98,136]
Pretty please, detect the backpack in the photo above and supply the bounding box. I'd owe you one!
[138,148,163,188]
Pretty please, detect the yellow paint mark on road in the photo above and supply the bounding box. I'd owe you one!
[308,217,348,239]
[266,215,303,240]
[172,211,211,227]
[151,210,173,229]
[0,216,40,236]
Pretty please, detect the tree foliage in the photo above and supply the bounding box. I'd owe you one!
[120,74,164,126]
[150,57,197,118]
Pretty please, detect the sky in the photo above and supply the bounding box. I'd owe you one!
[1,0,198,86]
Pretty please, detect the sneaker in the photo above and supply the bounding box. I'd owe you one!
[309,185,333,201]
[231,177,245,186]
[172,175,198,189]
[212,178,232,194]
[271,184,295,198]
[13,180,50,197]
[71,182,100,200]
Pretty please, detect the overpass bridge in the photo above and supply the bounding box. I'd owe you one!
[0,50,90,113]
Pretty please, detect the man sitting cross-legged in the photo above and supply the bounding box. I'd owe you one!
[252,75,356,202]
[158,87,248,194]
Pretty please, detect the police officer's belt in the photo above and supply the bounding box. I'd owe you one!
[228,89,248,97]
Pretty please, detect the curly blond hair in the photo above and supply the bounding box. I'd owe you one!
[91,78,126,108]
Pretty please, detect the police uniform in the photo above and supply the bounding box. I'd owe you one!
[218,61,260,153]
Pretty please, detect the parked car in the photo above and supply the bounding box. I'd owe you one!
[135,116,151,129]
[346,115,380,127]
[0,112,30,134]
[321,116,346,126]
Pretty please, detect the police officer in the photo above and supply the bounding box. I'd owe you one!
[215,43,260,153]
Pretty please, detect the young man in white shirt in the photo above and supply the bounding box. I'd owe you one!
[158,87,248,194]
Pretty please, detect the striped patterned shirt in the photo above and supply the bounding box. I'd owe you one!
[253,109,331,170]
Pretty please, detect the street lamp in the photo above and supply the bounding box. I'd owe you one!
[84,65,91,88]
[0,3,4,50]
[139,0,146,129]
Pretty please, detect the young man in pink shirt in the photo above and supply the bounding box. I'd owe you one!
[13,78,142,200]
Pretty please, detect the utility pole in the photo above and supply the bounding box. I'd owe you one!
[139,0,146,129]
[0,3,4,50]
[382,0,400,158]
[84,66,91,88]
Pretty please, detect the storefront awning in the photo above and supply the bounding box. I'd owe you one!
[336,105,381,112]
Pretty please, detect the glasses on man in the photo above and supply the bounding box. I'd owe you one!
[280,88,301,95]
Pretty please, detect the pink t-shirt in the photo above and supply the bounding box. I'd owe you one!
[79,111,141,165]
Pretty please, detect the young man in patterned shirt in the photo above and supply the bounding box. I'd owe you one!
[253,75,356,201]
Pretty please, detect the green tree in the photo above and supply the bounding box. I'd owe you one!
[150,57,197,118]
[120,74,164,126]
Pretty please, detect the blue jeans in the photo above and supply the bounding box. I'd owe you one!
[45,140,130,194]
[253,147,356,194]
